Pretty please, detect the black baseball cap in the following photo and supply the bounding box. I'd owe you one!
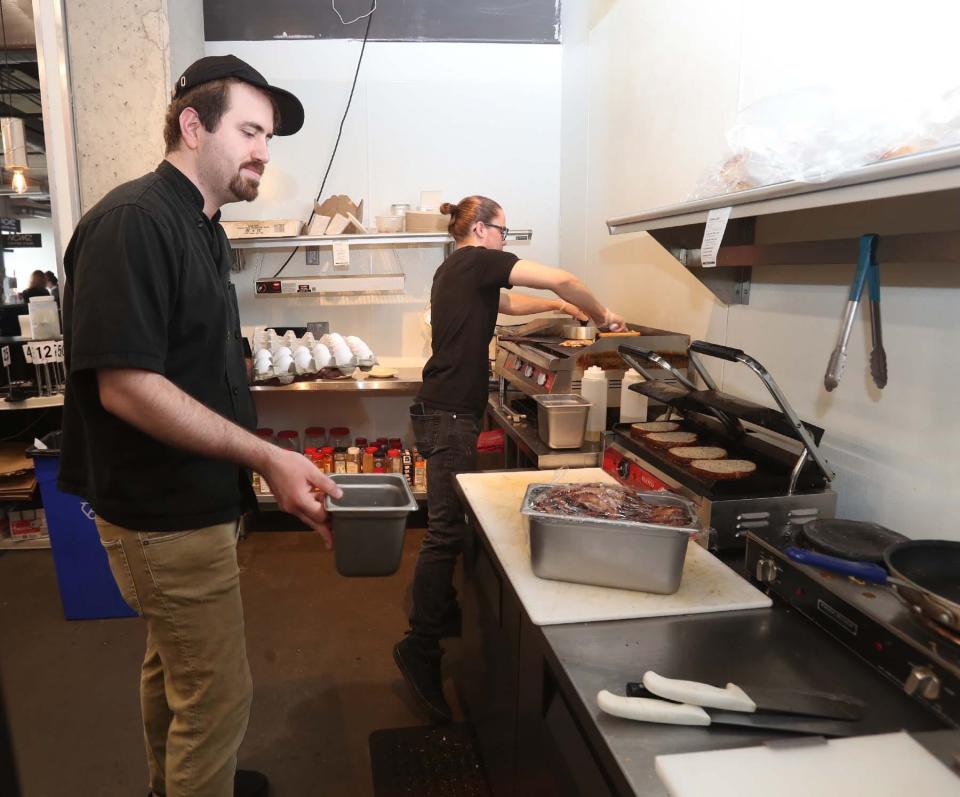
[173,54,304,136]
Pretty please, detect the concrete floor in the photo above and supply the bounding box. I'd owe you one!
[0,526,462,796]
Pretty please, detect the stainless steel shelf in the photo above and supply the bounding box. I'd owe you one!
[229,232,452,250]
[607,145,960,235]
[606,146,960,306]
[0,536,50,550]
[249,368,422,395]
[486,397,603,469]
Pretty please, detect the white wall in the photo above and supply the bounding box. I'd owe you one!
[206,40,563,364]
[4,217,58,296]
[560,1,960,540]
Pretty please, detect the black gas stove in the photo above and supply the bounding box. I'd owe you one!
[746,527,960,728]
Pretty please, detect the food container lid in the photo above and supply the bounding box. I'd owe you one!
[255,428,274,438]
[387,449,401,457]
[321,446,335,454]
[330,427,350,436]
[347,446,360,455]
[277,430,299,438]
[365,446,378,454]
[305,426,325,435]
[533,393,591,407]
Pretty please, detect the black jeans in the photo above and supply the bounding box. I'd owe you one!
[408,402,479,645]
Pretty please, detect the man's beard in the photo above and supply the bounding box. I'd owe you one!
[228,173,259,202]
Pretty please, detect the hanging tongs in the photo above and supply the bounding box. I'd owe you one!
[824,234,888,392]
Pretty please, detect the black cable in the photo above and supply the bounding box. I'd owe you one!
[273,0,376,278]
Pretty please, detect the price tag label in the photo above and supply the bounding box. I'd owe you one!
[1,346,9,368]
[332,241,350,269]
[700,206,732,268]
[22,344,33,364]
[55,340,64,362]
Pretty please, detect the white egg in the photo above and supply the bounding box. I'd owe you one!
[254,360,272,377]
[312,345,332,368]
[333,346,354,367]
[274,346,292,358]
[274,354,293,373]
[293,349,312,371]
[293,345,310,357]
[301,333,315,345]
[254,349,272,362]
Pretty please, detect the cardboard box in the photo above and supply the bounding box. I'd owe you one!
[9,508,47,540]
[220,219,302,239]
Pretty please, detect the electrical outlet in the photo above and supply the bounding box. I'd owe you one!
[305,246,320,266]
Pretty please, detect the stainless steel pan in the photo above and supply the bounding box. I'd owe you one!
[561,323,598,340]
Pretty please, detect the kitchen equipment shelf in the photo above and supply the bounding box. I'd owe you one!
[249,368,422,395]
[228,229,533,251]
[607,145,960,304]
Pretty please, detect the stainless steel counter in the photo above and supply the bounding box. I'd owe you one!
[541,610,946,796]
[485,396,602,469]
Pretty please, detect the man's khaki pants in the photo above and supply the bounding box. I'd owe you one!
[96,518,252,797]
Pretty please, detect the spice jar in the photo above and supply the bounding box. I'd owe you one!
[413,450,427,491]
[304,426,327,450]
[355,437,368,449]
[362,446,377,474]
[320,446,335,474]
[389,438,402,451]
[387,448,402,474]
[329,427,350,449]
[276,430,301,454]
[373,450,385,473]
[333,447,348,473]
[346,446,360,473]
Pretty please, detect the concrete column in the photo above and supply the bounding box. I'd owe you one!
[63,0,204,212]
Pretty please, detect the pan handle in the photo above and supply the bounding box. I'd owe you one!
[786,547,889,584]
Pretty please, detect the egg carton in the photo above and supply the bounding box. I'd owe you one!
[252,330,376,383]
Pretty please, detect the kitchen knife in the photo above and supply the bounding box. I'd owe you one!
[632,671,865,721]
[597,691,856,737]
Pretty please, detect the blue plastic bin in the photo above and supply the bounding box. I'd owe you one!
[29,434,136,621]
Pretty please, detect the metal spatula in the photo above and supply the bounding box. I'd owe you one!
[867,258,887,389]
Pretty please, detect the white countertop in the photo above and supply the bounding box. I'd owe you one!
[456,468,771,626]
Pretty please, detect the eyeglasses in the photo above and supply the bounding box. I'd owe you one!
[481,222,509,240]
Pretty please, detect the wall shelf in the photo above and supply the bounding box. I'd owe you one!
[250,368,422,395]
[606,146,960,305]
[228,232,453,250]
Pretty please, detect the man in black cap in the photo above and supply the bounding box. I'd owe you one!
[61,55,334,797]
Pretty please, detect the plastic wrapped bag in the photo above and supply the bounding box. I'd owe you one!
[527,482,693,526]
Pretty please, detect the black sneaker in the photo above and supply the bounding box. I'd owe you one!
[393,638,452,724]
[235,769,269,797]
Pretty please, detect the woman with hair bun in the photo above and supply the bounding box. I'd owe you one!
[394,195,625,723]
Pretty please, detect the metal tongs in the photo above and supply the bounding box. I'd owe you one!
[824,233,887,391]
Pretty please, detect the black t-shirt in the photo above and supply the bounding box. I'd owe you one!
[60,160,257,531]
[417,246,518,415]
[21,288,50,303]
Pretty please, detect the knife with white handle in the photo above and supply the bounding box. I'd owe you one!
[643,671,756,712]
[596,690,856,736]
[638,671,864,720]
[597,690,711,725]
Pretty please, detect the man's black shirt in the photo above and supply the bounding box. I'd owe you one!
[417,246,517,416]
[60,161,257,531]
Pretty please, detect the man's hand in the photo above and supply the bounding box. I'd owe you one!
[260,447,343,548]
[558,300,590,322]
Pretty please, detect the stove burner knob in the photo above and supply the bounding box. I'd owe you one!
[755,558,780,584]
[536,372,547,386]
[904,665,941,700]
[617,460,631,479]
[524,365,534,378]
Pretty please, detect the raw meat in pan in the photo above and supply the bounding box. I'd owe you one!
[529,483,691,526]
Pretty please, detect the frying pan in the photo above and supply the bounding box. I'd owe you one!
[561,322,598,340]
[786,540,960,634]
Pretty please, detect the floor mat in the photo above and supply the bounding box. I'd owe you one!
[369,722,492,796]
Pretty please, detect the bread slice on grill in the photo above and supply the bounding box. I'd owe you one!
[690,459,757,479]
[630,421,680,435]
[668,446,727,462]
[644,431,698,447]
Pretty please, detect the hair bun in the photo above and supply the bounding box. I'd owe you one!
[439,202,458,216]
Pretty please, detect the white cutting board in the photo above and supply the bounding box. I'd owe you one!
[655,732,960,797]
[456,468,770,626]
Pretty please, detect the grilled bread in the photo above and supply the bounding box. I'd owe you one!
[630,421,680,436]
[690,458,757,479]
[645,431,698,447]
[668,446,728,462]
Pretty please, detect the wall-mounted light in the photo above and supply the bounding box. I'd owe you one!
[1,117,28,194]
